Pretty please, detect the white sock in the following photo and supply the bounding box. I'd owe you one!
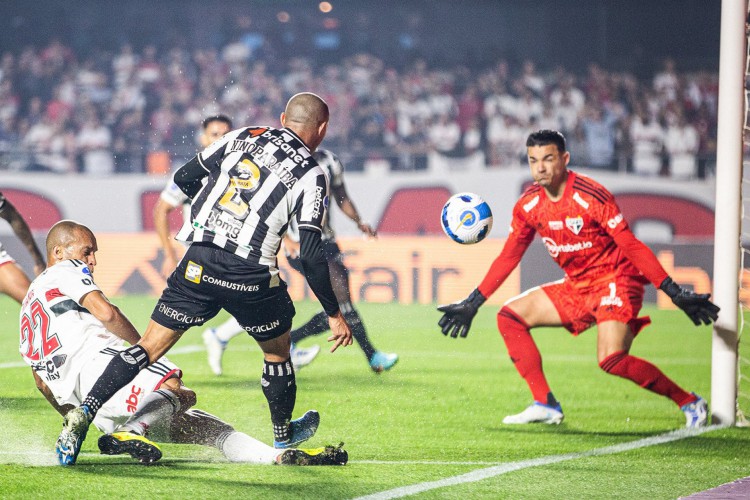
[219,431,280,464]
[118,389,180,439]
[213,317,244,343]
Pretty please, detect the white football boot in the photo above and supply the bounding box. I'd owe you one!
[502,402,564,425]
[202,328,227,376]
[681,393,708,428]
[290,344,320,371]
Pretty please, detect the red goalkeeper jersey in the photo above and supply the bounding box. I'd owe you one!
[478,171,668,297]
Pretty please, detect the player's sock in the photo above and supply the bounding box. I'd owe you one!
[345,309,376,361]
[218,431,280,464]
[261,359,297,444]
[118,389,181,438]
[290,311,329,343]
[599,350,695,407]
[213,317,244,343]
[497,307,554,406]
[82,345,150,418]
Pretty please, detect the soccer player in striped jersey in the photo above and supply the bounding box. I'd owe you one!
[57,93,353,464]
[284,148,398,373]
[438,129,719,428]
[26,220,346,466]
[0,191,46,303]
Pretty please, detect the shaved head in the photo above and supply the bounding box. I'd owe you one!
[46,220,98,269]
[283,92,329,127]
[280,92,330,151]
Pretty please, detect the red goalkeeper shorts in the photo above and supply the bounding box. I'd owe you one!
[541,274,651,336]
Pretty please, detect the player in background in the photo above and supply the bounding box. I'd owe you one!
[57,93,353,464]
[24,220,346,466]
[155,115,234,277]
[203,148,397,374]
[0,191,46,302]
[437,129,719,427]
[284,149,398,373]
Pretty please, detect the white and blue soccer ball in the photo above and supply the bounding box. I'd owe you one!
[440,192,493,244]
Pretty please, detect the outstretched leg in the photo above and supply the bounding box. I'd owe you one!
[597,320,705,426]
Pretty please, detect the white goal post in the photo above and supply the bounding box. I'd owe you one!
[711,0,747,426]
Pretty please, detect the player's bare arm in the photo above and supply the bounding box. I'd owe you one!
[32,370,74,417]
[80,290,141,346]
[332,184,377,238]
[0,199,45,275]
[153,198,180,278]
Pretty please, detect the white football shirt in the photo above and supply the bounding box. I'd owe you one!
[19,259,123,406]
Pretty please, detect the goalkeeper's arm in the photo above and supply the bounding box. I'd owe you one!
[612,229,719,325]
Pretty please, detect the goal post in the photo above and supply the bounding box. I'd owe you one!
[711,0,747,426]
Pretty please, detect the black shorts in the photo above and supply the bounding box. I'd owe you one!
[152,242,295,341]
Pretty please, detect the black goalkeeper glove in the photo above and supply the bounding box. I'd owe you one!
[659,277,720,326]
[437,288,487,338]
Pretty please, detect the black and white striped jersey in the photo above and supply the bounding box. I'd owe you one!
[312,149,345,241]
[175,126,330,270]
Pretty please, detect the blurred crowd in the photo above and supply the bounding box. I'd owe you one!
[0,37,718,178]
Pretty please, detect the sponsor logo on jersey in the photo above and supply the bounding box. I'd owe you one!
[311,186,325,219]
[261,130,310,167]
[185,261,203,284]
[157,303,205,324]
[566,216,584,235]
[202,273,260,292]
[244,319,281,334]
[206,210,243,239]
[82,266,92,276]
[607,213,624,229]
[542,237,593,258]
[548,221,563,230]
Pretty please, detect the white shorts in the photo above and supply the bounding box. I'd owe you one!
[0,243,15,266]
[78,347,182,434]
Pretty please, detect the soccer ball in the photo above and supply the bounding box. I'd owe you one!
[440,192,493,244]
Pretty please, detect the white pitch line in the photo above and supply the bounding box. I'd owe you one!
[353,425,724,500]
[0,345,206,370]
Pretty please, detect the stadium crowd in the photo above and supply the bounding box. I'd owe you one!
[0,37,718,177]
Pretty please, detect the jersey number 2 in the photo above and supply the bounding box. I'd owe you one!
[20,299,60,361]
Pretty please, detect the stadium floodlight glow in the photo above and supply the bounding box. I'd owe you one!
[277,11,290,23]
[319,2,333,13]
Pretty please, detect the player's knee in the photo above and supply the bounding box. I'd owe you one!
[176,386,197,409]
[497,306,530,336]
[599,350,628,374]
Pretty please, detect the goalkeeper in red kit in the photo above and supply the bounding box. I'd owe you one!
[438,129,719,427]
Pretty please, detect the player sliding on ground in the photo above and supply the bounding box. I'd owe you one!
[54,93,352,465]
[20,220,347,466]
[438,129,719,427]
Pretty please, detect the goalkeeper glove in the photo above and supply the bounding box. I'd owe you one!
[437,288,487,338]
[659,277,720,326]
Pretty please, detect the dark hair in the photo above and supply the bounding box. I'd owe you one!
[526,129,566,152]
[202,114,233,130]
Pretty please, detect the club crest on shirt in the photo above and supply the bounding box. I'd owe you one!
[566,216,584,235]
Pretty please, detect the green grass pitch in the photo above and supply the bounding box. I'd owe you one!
[1,295,749,499]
